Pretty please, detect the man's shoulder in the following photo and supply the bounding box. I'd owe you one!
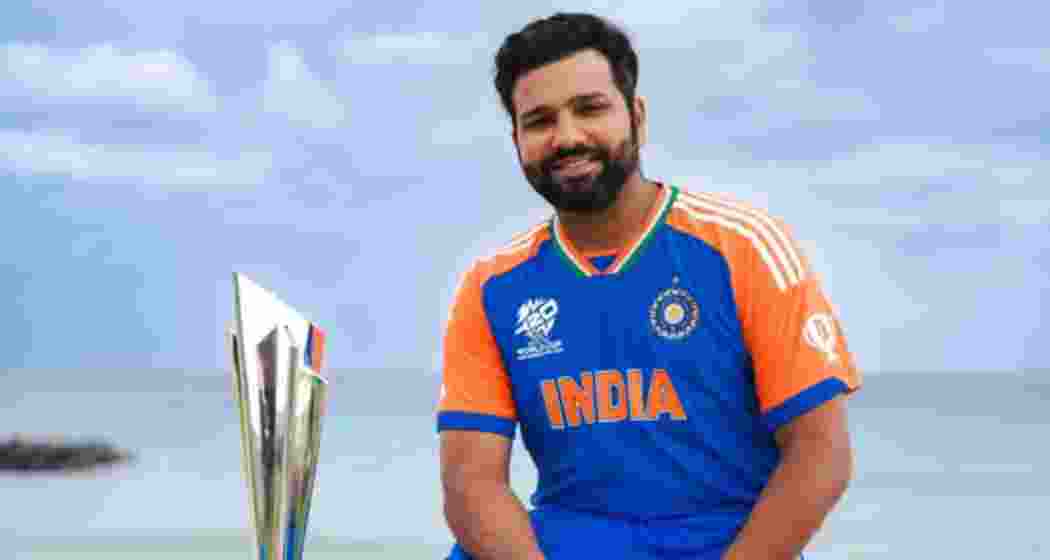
[668,184,808,291]
[670,185,791,232]
[464,219,552,281]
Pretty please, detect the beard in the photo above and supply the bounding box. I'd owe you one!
[521,131,640,214]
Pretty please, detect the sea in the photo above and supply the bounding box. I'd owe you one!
[2,368,1047,559]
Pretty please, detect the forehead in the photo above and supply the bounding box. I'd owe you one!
[512,49,620,115]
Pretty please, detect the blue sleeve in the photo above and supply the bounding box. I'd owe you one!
[437,411,517,438]
[760,377,850,432]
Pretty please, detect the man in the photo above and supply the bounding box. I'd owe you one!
[436,12,861,560]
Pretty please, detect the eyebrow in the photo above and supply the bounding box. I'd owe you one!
[519,93,610,123]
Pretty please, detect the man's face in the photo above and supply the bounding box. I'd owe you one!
[511,49,643,214]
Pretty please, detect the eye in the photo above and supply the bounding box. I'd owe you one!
[523,115,553,129]
[578,103,607,115]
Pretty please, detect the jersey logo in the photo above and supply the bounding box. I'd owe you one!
[803,312,839,365]
[540,369,688,429]
[650,280,700,340]
[514,298,564,360]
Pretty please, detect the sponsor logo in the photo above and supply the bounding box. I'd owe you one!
[803,312,839,365]
[514,298,564,360]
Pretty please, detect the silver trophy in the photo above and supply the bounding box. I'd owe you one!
[228,273,329,560]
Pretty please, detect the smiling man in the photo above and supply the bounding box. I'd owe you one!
[436,13,861,560]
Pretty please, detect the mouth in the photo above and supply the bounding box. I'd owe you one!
[551,156,600,177]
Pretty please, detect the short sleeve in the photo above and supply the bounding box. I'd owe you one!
[734,218,862,433]
[436,262,518,438]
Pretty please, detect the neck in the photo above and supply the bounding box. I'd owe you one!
[555,174,660,255]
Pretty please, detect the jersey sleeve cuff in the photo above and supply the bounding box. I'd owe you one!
[436,411,517,438]
[761,377,851,433]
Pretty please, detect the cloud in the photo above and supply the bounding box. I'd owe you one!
[666,141,1050,227]
[984,47,1050,72]
[0,43,218,113]
[616,3,804,87]
[338,32,494,66]
[732,82,881,127]
[888,2,946,33]
[1000,199,1050,226]
[428,97,508,147]
[595,3,884,128]
[261,42,347,129]
[609,0,794,51]
[25,0,350,28]
[0,129,272,188]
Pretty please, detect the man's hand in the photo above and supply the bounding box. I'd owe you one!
[441,430,547,560]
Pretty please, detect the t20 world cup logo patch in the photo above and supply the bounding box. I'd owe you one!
[650,285,700,340]
[514,298,564,360]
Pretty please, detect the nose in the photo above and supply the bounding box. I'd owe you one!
[550,113,585,151]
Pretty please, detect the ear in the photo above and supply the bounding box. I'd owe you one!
[510,125,521,155]
[633,95,648,147]
[510,126,525,164]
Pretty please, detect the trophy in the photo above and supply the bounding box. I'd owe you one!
[227,273,329,560]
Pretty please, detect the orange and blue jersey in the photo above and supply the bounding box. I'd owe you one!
[437,183,861,559]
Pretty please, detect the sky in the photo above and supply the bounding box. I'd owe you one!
[3,0,1048,376]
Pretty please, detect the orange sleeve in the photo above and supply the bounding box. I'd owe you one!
[732,217,862,431]
[436,260,517,437]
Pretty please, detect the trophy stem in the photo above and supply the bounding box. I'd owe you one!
[286,343,327,560]
[231,325,327,560]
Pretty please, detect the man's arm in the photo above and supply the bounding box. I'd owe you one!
[441,430,546,560]
[722,395,854,560]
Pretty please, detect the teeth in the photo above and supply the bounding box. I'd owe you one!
[556,158,590,169]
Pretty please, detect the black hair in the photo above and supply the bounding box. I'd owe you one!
[494,13,639,126]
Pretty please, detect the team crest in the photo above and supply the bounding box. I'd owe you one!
[650,282,699,340]
[514,298,564,360]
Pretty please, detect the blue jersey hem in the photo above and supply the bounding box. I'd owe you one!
[761,377,849,432]
[437,411,517,438]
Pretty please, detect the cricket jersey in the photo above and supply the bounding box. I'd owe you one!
[436,183,861,559]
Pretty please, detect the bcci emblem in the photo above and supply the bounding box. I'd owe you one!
[650,283,700,340]
[514,298,564,360]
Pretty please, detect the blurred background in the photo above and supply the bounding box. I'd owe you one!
[2,1,1047,558]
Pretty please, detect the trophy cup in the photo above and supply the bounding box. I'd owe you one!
[228,273,329,560]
